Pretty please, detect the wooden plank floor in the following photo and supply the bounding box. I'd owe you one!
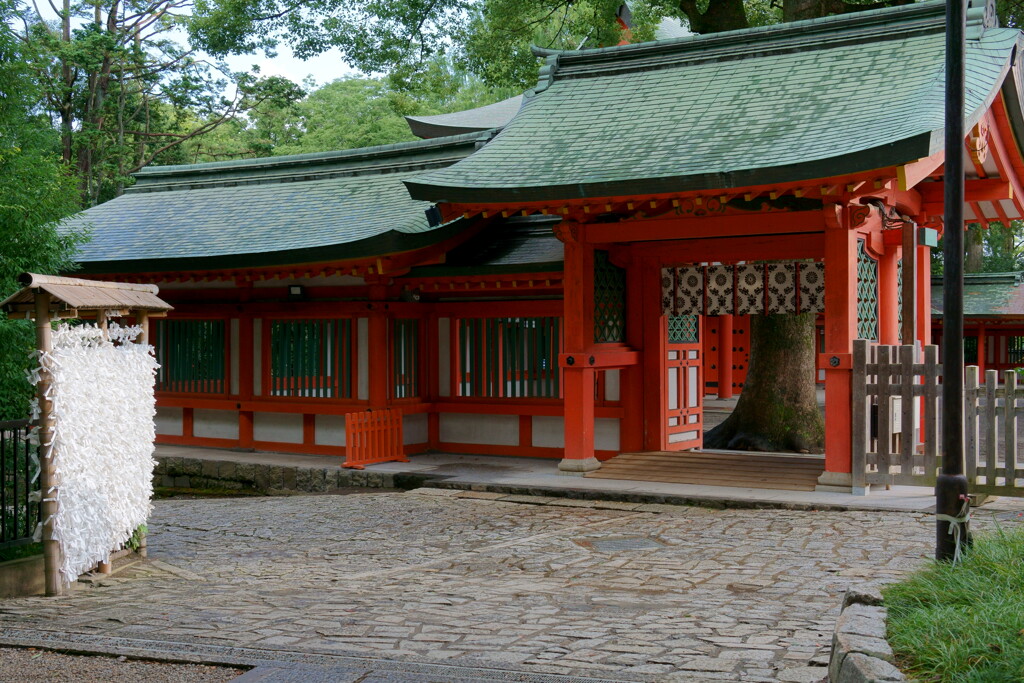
[586,450,825,491]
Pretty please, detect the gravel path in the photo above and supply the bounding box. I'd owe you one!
[0,647,242,681]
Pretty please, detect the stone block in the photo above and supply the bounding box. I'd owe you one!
[844,584,884,609]
[182,458,203,477]
[173,476,190,488]
[837,652,904,682]
[218,461,238,481]
[832,631,894,663]
[201,459,219,478]
[836,604,888,639]
[349,470,367,487]
[160,475,176,488]
[294,468,314,492]
[234,462,257,486]
[281,467,297,490]
[163,456,182,474]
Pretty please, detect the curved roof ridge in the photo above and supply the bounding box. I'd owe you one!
[133,131,490,179]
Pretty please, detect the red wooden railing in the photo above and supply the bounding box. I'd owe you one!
[343,409,408,469]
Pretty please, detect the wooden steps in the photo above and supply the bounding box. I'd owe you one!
[586,450,825,491]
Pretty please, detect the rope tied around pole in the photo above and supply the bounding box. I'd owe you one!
[935,494,971,564]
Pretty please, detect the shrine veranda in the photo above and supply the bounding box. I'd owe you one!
[58,0,1024,489]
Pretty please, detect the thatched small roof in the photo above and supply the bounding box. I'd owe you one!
[1,273,172,318]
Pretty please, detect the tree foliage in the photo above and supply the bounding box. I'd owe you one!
[0,0,87,419]
[11,0,304,205]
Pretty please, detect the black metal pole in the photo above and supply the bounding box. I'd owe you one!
[938,0,970,562]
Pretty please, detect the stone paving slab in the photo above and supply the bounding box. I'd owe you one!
[0,492,1019,682]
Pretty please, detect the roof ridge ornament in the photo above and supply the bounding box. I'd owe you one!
[529,54,561,97]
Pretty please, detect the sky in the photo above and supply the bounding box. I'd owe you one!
[221,46,360,88]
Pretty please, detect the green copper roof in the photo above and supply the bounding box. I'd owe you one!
[65,133,486,272]
[406,1,1021,204]
[932,272,1024,318]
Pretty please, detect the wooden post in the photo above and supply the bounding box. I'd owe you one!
[879,250,900,346]
[558,224,599,474]
[820,204,858,488]
[717,314,734,399]
[641,260,668,451]
[901,221,917,345]
[367,285,389,409]
[33,291,62,596]
[977,324,986,376]
[917,244,932,345]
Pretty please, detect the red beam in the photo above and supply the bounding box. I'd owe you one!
[986,100,1024,218]
[583,210,825,244]
[629,233,825,263]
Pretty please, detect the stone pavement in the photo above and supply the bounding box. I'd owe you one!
[0,490,1021,682]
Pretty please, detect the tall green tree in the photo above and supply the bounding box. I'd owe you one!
[0,0,86,419]
[12,0,304,205]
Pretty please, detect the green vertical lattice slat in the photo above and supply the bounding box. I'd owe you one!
[455,317,563,398]
[393,319,419,399]
[154,320,226,394]
[668,315,699,343]
[1009,336,1024,365]
[269,319,351,398]
[964,336,978,365]
[856,241,879,341]
[594,250,626,343]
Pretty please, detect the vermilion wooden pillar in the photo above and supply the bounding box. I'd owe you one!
[238,282,255,449]
[977,325,986,375]
[620,255,644,452]
[717,314,734,399]
[641,259,668,451]
[819,204,858,489]
[368,284,389,408]
[557,223,600,474]
[917,244,932,345]
[879,247,900,346]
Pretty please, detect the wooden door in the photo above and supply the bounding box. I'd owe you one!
[665,314,702,450]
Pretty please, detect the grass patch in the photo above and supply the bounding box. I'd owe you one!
[884,525,1024,682]
[0,542,42,563]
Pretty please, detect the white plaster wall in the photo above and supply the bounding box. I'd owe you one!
[404,413,428,445]
[438,317,450,397]
[440,413,518,446]
[253,412,303,443]
[194,409,239,440]
[155,407,183,436]
[253,319,262,396]
[605,370,620,401]
[532,416,564,448]
[533,416,620,451]
[357,318,369,400]
[230,318,240,395]
[595,418,620,451]
[315,415,346,446]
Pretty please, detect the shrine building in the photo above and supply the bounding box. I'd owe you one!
[58,0,1024,491]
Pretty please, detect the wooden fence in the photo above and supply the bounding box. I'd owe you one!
[852,339,1024,496]
[342,409,408,470]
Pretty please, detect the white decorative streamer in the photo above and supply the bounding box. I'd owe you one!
[29,322,159,585]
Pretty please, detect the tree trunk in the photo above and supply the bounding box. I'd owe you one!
[704,313,824,452]
[965,224,984,272]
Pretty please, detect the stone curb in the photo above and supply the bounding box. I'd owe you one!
[154,454,929,513]
[422,480,921,513]
[154,456,431,494]
[828,585,905,682]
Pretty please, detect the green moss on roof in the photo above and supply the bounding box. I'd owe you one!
[406,1,1021,204]
[66,133,487,270]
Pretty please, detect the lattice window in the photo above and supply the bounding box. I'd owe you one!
[594,250,626,343]
[668,315,699,344]
[1008,336,1024,364]
[856,241,879,341]
[457,317,561,398]
[964,336,978,365]
[393,319,420,399]
[155,319,227,394]
[269,319,353,398]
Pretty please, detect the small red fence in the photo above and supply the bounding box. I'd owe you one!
[343,409,408,469]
